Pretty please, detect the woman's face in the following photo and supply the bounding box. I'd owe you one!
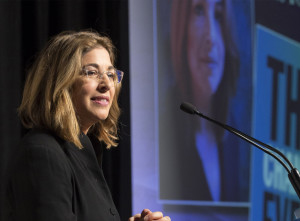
[72,47,115,134]
[187,0,225,96]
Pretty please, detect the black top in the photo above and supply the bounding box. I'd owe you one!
[6,128,120,221]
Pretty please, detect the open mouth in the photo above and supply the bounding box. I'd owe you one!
[91,96,109,105]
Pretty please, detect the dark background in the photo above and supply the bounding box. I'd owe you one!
[255,0,300,42]
[0,0,131,220]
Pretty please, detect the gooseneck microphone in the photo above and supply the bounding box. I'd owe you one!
[180,101,300,200]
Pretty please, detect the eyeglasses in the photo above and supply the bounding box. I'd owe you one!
[81,65,124,84]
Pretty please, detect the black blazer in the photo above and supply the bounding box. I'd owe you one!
[6,128,120,221]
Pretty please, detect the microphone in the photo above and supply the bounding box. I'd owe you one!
[180,101,300,200]
[180,102,198,114]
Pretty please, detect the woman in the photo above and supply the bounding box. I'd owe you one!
[6,31,170,221]
[159,0,249,202]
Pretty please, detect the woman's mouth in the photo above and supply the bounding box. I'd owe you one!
[201,57,217,64]
[91,96,109,105]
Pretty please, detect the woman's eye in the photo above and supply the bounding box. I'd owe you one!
[87,70,98,76]
[215,8,224,22]
[107,72,116,80]
[215,1,224,20]
[194,4,204,16]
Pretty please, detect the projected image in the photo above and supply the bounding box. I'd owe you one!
[158,0,252,204]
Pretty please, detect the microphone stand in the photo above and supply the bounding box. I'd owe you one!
[180,102,300,206]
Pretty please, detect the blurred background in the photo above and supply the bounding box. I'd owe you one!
[1,0,300,221]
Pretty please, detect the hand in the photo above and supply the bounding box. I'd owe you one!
[128,209,171,221]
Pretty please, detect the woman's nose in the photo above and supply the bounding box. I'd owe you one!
[204,13,218,46]
[97,74,112,92]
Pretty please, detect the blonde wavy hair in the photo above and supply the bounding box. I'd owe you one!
[18,30,122,149]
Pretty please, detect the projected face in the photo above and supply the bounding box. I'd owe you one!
[187,0,225,97]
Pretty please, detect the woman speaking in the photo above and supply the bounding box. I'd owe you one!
[6,31,170,221]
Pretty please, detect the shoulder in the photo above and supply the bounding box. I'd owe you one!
[16,128,69,168]
[20,128,62,147]
[19,128,67,153]
[9,129,74,189]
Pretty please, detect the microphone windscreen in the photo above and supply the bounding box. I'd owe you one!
[180,102,196,115]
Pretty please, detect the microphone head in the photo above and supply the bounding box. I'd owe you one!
[180,102,197,115]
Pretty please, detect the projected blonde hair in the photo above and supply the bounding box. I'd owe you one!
[19,31,121,149]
